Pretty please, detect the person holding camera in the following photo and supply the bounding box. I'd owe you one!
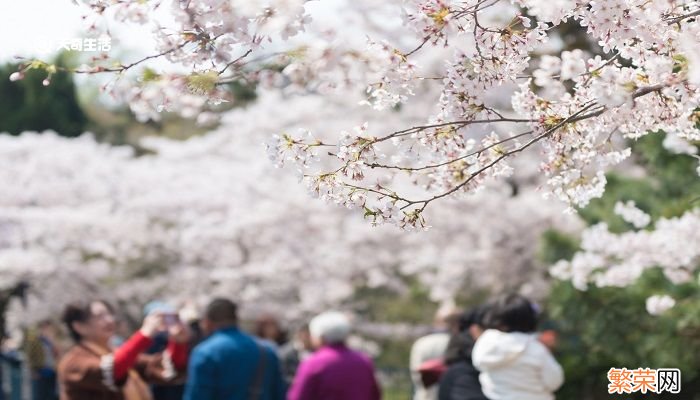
[58,300,189,400]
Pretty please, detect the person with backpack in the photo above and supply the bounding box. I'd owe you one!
[183,298,285,400]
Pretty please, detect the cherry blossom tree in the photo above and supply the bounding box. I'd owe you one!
[10,0,699,230]
[0,90,577,333]
[5,0,699,328]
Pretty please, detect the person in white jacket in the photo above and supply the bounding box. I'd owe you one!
[472,294,564,400]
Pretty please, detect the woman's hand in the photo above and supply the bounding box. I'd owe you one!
[139,313,165,338]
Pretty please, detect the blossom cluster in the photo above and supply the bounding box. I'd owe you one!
[550,208,700,313]
[614,201,652,229]
[646,294,676,315]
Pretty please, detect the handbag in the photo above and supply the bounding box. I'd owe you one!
[417,358,447,388]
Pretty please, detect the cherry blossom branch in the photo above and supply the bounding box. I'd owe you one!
[218,49,254,74]
[295,74,676,224]
[405,101,600,210]
[404,36,433,57]
[402,0,502,57]
[665,8,700,24]
[334,117,538,178]
[73,41,190,74]
[405,83,672,210]
[367,130,533,172]
[373,117,536,143]
[341,182,408,203]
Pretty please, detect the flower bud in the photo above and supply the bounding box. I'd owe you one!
[9,72,23,82]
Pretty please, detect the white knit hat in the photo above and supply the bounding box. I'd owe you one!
[309,311,350,344]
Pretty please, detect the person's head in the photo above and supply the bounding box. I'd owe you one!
[178,301,200,325]
[37,319,56,337]
[297,324,312,350]
[201,298,238,335]
[459,303,489,340]
[309,311,350,348]
[255,315,287,345]
[444,304,489,364]
[62,300,116,346]
[484,293,538,333]
[433,302,462,333]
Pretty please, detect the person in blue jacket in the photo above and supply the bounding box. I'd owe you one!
[184,298,286,400]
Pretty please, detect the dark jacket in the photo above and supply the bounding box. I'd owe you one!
[438,359,487,400]
[438,332,487,400]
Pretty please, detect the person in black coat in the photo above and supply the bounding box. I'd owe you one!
[438,306,489,400]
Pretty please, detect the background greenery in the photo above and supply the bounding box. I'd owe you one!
[541,134,700,400]
[0,54,87,138]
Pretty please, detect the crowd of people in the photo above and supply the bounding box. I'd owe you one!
[410,294,563,400]
[1,293,563,400]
